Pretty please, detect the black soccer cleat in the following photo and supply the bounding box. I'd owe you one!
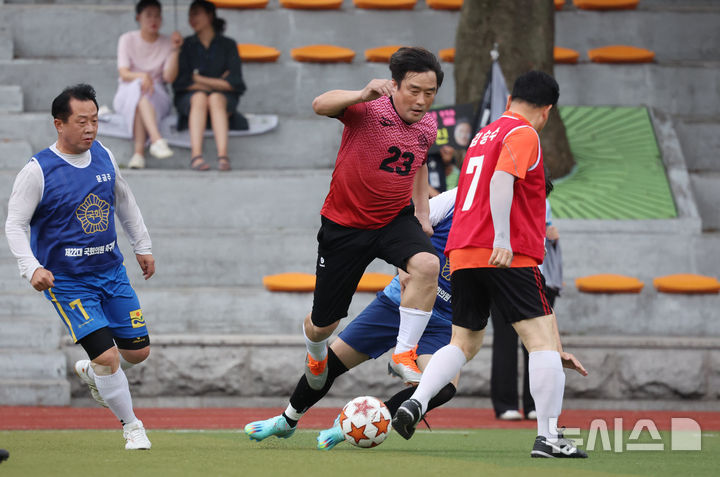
[0,448,9,463]
[531,435,588,458]
[392,398,423,440]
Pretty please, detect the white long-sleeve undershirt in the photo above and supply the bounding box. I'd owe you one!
[4,141,152,282]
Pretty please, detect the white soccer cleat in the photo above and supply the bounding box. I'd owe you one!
[123,420,151,450]
[74,360,107,408]
[149,138,173,159]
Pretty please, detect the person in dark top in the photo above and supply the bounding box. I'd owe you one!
[170,0,246,171]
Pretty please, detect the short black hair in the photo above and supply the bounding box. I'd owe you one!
[511,71,559,108]
[389,47,444,90]
[51,84,98,122]
[136,0,161,16]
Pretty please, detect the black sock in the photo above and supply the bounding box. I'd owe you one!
[288,348,349,419]
[384,383,457,418]
[384,387,415,417]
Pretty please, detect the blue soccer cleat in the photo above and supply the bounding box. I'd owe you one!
[244,415,296,441]
[317,414,344,451]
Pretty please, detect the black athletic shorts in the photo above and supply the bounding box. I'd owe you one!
[451,266,553,331]
[310,205,435,327]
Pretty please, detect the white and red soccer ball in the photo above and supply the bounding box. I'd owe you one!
[340,396,392,448]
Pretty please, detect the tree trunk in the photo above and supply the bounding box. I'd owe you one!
[454,0,574,178]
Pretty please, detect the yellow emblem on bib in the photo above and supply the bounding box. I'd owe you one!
[76,193,110,234]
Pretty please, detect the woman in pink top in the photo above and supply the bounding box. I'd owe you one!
[113,0,182,169]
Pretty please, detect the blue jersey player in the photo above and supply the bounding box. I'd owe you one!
[5,84,154,450]
[244,189,459,450]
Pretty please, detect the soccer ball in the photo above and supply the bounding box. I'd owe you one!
[340,396,392,448]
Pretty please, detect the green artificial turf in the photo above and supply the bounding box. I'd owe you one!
[551,106,677,220]
[1,428,717,477]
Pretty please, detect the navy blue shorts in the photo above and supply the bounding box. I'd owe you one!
[44,263,148,342]
[338,292,451,359]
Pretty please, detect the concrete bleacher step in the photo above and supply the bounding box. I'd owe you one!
[0,315,63,349]
[2,2,459,61]
[0,349,67,379]
[5,3,720,62]
[0,286,378,335]
[0,138,31,168]
[2,58,718,119]
[555,9,720,62]
[0,85,22,112]
[0,112,343,170]
[0,168,332,227]
[689,172,720,231]
[675,118,720,172]
[0,379,70,406]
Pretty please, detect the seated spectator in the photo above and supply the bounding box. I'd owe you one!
[113,0,182,169]
[442,145,460,190]
[170,0,247,171]
[428,145,459,197]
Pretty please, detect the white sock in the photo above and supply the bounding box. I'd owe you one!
[283,404,304,423]
[94,368,137,426]
[529,350,565,440]
[303,325,328,361]
[395,306,432,354]
[411,344,466,412]
[120,356,135,371]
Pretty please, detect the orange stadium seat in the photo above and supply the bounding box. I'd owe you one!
[263,273,316,292]
[263,272,394,292]
[427,0,463,11]
[237,44,281,62]
[356,273,395,292]
[354,0,417,10]
[211,0,269,8]
[554,46,580,64]
[438,47,455,62]
[365,45,403,62]
[555,0,565,10]
[575,274,644,293]
[279,0,343,9]
[291,45,355,63]
[588,45,655,63]
[653,274,720,294]
[573,0,639,10]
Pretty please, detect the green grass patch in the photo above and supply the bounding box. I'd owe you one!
[1,428,718,477]
[551,106,677,220]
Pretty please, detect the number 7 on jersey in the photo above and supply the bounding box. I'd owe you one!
[461,155,484,211]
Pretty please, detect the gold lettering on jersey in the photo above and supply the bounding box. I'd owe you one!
[76,193,111,234]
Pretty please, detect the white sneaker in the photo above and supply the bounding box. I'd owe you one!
[498,410,523,421]
[123,420,151,450]
[128,153,145,169]
[149,138,173,159]
[526,410,537,420]
[74,360,107,408]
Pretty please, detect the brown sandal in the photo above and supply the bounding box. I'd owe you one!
[190,155,210,171]
[217,156,231,172]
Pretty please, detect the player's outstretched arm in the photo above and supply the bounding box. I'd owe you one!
[312,79,395,117]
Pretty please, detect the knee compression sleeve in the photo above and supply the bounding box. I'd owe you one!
[77,327,115,361]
